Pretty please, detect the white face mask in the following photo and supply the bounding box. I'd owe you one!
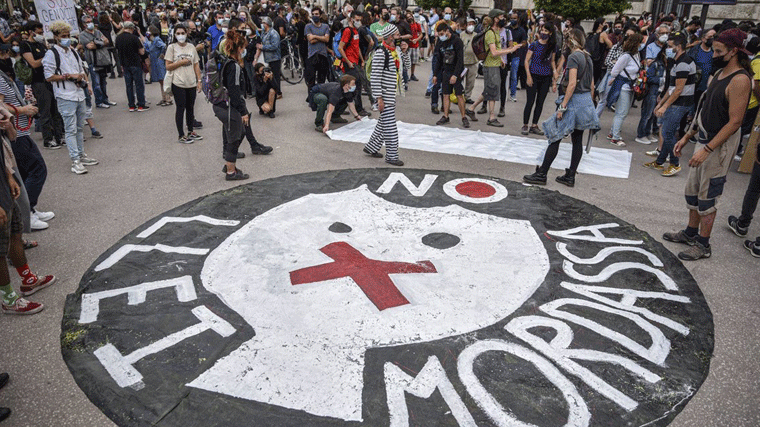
[86,23,94,30]
[246,28,252,36]
[176,34,187,43]
[34,34,45,43]
[222,27,228,34]
[241,48,247,57]
[466,25,474,33]
[658,34,669,43]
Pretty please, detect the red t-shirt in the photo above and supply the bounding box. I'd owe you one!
[340,27,362,64]
[409,22,421,48]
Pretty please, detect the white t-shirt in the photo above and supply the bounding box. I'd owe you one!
[611,53,640,91]
[165,42,200,88]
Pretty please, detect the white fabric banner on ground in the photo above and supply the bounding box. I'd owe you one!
[34,0,81,38]
[327,120,632,179]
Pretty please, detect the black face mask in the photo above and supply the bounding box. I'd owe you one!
[498,18,506,28]
[383,13,390,22]
[614,28,622,35]
[705,38,713,48]
[712,53,730,70]
[510,20,517,27]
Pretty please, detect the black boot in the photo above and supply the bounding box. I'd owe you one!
[555,168,576,187]
[523,166,547,185]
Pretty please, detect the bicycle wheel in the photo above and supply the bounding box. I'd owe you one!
[281,54,304,85]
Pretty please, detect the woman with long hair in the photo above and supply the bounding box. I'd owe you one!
[523,28,598,187]
[213,29,250,180]
[109,12,123,78]
[144,25,171,106]
[165,24,202,144]
[606,32,644,146]
[521,22,557,135]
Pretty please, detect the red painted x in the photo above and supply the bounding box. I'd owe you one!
[289,242,437,311]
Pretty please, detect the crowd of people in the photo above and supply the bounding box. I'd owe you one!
[0,0,758,421]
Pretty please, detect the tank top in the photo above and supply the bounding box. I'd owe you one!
[700,68,751,142]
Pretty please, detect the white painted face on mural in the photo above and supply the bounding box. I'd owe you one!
[188,186,550,421]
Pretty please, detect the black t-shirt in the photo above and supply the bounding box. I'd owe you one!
[315,81,354,106]
[99,22,114,45]
[274,16,288,37]
[396,20,411,37]
[510,26,527,58]
[358,26,371,57]
[0,58,14,80]
[115,31,144,68]
[20,41,47,83]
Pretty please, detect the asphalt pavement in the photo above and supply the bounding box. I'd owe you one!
[0,59,757,427]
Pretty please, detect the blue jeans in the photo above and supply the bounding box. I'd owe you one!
[123,66,146,108]
[427,54,437,91]
[509,56,520,97]
[637,87,660,138]
[57,98,86,161]
[90,64,109,105]
[657,104,691,166]
[611,88,632,140]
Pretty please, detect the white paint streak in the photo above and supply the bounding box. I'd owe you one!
[540,298,672,366]
[562,260,678,291]
[556,243,663,267]
[95,306,235,389]
[506,316,660,412]
[547,223,643,245]
[441,178,509,204]
[457,340,591,427]
[94,244,210,272]
[136,215,240,238]
[375,173,438,196]
[560,282,690,336]
[188,186,550,421]
[79,276,197,324]
[385,356,477,427]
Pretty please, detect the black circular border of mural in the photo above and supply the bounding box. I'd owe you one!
[61,168,713,427]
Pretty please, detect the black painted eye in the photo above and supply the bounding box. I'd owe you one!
[422,232,460,249]
[328,222,352,233]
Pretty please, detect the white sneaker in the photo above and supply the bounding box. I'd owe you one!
[648,135,659,143]
[371,103,378,111]
[33,210,55,222]
[79,155,99,166]
[635,137,652,145]
[30,212,48,230]
[734,154,743,162]
[71,160,88,174]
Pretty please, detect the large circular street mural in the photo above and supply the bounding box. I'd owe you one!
[61,169,713,427]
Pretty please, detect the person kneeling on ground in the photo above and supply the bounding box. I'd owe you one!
[254,63,277,118]
[308,74,363,133]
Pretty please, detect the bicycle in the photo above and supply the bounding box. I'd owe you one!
[280,36,304,85]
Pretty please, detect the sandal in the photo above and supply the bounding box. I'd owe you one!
[23,240,38,250]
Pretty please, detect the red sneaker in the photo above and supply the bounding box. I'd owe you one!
[2,297,44,315]
[20,275,57,296]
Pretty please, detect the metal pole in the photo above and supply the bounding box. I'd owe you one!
[700,4,709,27]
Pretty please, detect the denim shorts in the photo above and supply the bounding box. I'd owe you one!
[541,92,600,143]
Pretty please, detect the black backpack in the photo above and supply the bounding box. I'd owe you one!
[50,47,84,88]
[585,33,604,63]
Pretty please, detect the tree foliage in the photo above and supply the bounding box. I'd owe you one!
[534,0,631,22]
[414,0,474,14]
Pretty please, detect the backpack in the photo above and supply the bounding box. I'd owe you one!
[584,33,604,64]
[471,29,492,61]
[15,48,33,85]
[627,57,649,101]
[202,50,233,104]
[332,28,344,59]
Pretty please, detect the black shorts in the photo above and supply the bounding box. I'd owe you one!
[0,202,23,257]
[441,74,463,96]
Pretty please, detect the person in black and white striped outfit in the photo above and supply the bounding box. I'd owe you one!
[364,24,408,167]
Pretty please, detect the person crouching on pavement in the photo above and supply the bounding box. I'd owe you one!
[308,74,362,133]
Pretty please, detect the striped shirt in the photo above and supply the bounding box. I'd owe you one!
[0,76,30,137]
[668,54,697,106]
[371,45,408,104]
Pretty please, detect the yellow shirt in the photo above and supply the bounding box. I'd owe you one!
[483,29,501,68]
[749,55,760,109]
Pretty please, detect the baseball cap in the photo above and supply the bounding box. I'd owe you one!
[488,9,505,19]
[715,28,752,55]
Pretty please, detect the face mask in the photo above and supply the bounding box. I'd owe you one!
[241,48,247,57]
[354,21,362,28]
[466,25,474,33]
[712,53,730,69]
[262,4,267,9]
[414,13,419,19]
[222,27,228,34]
[196,21,201,27]
[510,20,517,27]
[34,34,45,43]
[540,33,549,40]
[59,38,72,48]
[176,34,187,43]
[246,28,252,36]
[347,85,355,92]
[429,10,434,15]
[312,16,320,24]
[705,38,713,48]
[665,47,675,58]
[217,18,224,26]
[389,15,396,22]
[11,46,19,53]
[658,34,668,43]
[86,23,94,30]
[439,34,448,41]
[443,13,451,21]
[498,19,507,28]
[178,13,184,19]
[613,28,622,35]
